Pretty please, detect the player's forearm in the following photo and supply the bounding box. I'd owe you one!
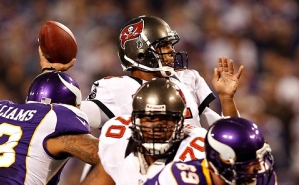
[61,134,100,165]
[218,95,239,117]
[80,162,115,185]
[81,163,102,185]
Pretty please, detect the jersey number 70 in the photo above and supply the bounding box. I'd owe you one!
[105,116,205,161]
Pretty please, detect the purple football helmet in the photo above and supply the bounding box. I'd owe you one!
[27,71,81,107]
[205,117,275,185]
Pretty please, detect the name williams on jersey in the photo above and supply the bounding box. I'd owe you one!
[0,104,37,121]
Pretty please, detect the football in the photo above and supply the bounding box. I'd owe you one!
[38,21,77,64]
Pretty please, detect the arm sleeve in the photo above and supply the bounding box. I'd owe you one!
[200,107,222,128]
[175,70,215,115]
[80,100,109,128]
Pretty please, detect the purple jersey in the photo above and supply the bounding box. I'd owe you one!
[144,159,278,185]
[144,159,212,185]
[0,100,90,185]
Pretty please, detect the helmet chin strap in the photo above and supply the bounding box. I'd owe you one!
[157,58,175,77]
[124,54,175,77]
[159,66,175,77]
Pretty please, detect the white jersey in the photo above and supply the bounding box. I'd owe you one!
[85,69,215,128]
[99,115,207,185]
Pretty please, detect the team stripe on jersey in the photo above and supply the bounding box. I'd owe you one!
[201,159,213,185]
[89,99,115,119]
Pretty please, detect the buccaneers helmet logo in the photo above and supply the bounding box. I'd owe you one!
[120,19,144,49]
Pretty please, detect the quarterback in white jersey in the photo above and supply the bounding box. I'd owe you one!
[79,16,243,130]
[40,15,243,131]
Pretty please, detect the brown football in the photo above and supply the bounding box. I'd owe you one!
[38,21,77,64]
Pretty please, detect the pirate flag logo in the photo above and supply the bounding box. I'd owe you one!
[120,19,144,49]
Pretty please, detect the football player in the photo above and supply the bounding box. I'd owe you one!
[144,117,278,185]
[41,15,243,129]
[0,71,99,185]
[81,78,209,185]
[40,15,243,181]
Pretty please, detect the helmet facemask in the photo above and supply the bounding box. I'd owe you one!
[131,112,184,158]
[131,78,187,158]
[233,144,274,185]
[143,34,188,77]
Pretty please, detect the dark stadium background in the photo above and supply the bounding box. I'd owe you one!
[1,1,298,184]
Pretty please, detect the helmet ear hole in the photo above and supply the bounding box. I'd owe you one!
[143,50,159,68]
[137,52,145,60]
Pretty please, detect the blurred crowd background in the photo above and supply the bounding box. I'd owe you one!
[1,0,299,184]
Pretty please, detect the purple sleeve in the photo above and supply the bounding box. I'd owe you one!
[51,105,90,137]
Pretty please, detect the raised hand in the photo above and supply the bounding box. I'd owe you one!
[212,56,244,98]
